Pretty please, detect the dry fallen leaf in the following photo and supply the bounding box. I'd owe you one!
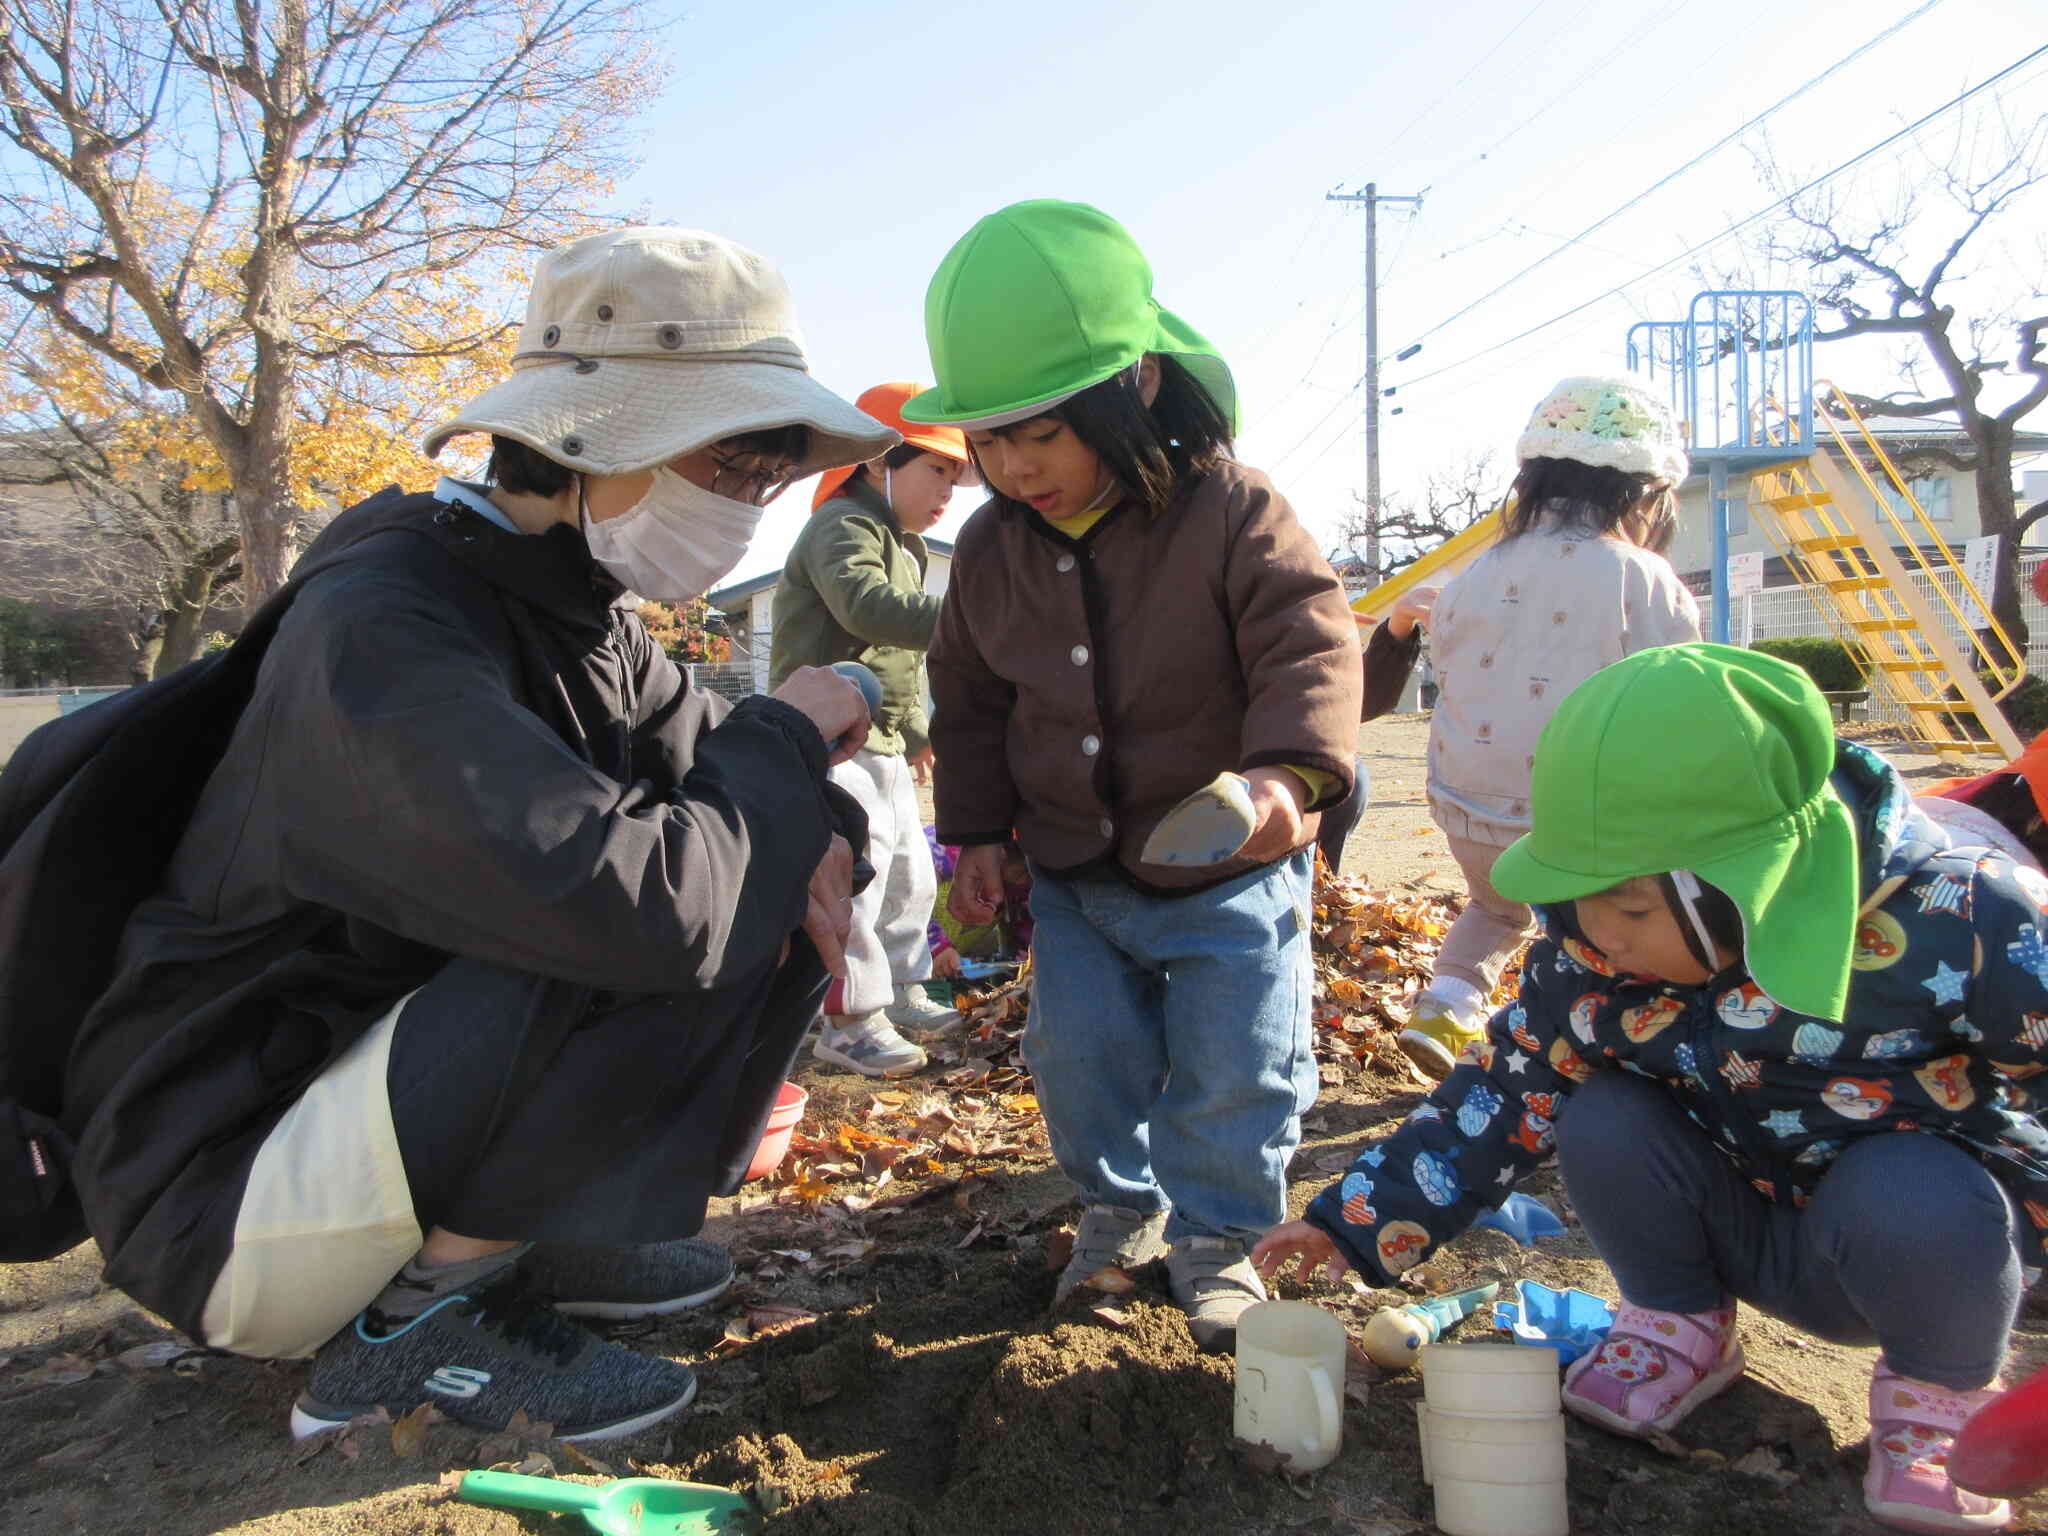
[1090,1306,1133,1328]
[1079,1265,1137,1296]
[390,1401,441,1458]
[36,1430,119,1469]
[113,1340,190,1371]
[1046,1230,1075,1273]
[748,1303,819,1338]
[18,1352,95,1389]
[560,1440,616,1477]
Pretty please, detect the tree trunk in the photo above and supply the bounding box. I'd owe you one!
[128,610,167,686]
[1976,420,2029,651]
[157,596,210,675]
[232,465,296,606]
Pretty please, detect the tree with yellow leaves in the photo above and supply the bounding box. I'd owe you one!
[0,0,662,603]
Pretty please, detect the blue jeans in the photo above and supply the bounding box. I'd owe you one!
[1023,852,1319,1243]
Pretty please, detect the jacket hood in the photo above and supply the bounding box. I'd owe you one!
[293,486,624,636]
[1836,738,1951,911]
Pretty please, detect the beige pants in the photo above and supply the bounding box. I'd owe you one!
[1435,832,1535,998]
[199,995,422,1360]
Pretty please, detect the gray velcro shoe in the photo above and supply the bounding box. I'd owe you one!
[885,982,957,1037]
[1168,1235,1267,1354]
[813,1012,928,1077]
[521,1238,735,1320]
[1054,1203,1170,1303]
[290,1270,696,1442]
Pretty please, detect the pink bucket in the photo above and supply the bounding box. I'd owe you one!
[745,1081,809,1182]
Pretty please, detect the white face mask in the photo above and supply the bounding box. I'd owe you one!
[581,466,763,601]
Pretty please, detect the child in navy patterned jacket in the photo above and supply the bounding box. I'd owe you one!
[1254,644,2048,1536]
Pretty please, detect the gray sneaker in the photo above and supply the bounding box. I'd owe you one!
[521,1238,735,1320]
[1168,1235,1268,1354]
[290,1270,696,1441]
[885,982,957,1037]
[1054,1203,1170,1303]
[813,1012,927,1077]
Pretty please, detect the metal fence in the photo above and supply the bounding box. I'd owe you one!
[686,661,759,702]
[1737,552,2048,676]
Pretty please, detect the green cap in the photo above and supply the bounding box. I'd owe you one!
[1489,643,1860,1022]
[902,200,1237,432]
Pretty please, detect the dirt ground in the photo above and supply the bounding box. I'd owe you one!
[3,717,2043,1536]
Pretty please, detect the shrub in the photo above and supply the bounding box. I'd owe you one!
[1751,635,1866,693]
[1991,674,2048,738]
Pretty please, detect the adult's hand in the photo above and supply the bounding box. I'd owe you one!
[908,745,935,786]
[948,843,1005,925]
[771,666,869,765]
[800,834,855,977]
[1251,1220,1353,1288]
[1239,767,1308,863]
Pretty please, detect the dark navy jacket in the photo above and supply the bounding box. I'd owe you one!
[1306,742,2048,1280]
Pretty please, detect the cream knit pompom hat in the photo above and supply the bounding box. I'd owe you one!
[1513,375,1689,485]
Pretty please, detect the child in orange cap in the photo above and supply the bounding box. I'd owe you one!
[770,383,973,1076]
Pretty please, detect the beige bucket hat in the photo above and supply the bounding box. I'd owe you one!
[423,226,899,479]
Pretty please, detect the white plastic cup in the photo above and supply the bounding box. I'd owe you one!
[1415,1399,1433,1484]
[1234,1300,1347,1471]
[1420,1341,1562,1418]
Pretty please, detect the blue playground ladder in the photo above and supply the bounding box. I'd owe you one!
[1626,290,1814,644]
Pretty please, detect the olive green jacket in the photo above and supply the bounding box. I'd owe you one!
[768,479,939,758]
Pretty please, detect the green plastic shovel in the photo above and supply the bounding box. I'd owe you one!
[456,1470,754,1534]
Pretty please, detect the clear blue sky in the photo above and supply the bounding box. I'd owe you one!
[604,0,2048,583]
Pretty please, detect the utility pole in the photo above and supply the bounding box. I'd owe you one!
[1327,182,1422,577]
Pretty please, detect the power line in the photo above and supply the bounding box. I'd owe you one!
[1392,41,2048,397]
[1391,0,1949,355]
[1370,0,1554,166]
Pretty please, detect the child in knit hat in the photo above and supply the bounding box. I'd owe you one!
[1255,643,2048,1534]
[1383,377,1701,1080]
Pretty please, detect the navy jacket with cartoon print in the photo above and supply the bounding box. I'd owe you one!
[1305,742,2048,1281]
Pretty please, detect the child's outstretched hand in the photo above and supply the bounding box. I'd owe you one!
[1252,1220,1352,1289]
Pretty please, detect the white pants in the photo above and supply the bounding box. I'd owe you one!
[828,748,936,1017]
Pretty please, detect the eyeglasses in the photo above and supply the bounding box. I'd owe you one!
[706,439,803,507]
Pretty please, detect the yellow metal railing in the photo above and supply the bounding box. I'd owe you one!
[1746,384,2023,760]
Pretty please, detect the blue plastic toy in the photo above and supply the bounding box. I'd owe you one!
[1471,1191,1567,1247]
[1491,1278,1617,1365]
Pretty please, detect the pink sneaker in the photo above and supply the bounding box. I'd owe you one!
[1864,1361,2013,1534]
[1562,1301,1743,1437]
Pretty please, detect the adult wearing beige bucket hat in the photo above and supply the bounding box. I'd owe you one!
[62,227,895,1446]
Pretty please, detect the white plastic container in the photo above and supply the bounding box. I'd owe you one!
[1423,1406,1567,1482]
[1420,1341,1562,1418]
[1233,1300,1347,1471]
[1432,1469,1570,1536]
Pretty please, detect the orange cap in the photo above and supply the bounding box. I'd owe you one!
[811,381,970,510]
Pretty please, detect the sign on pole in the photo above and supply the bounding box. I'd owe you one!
[1960,535,2000,630]
[1727,551,1765,598]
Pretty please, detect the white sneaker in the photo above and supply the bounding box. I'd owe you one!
[885,982,956,1036]
[813,1012,928,1078]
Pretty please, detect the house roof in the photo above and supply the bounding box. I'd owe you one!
[706,536,955,614]
[1853,411,2048,451]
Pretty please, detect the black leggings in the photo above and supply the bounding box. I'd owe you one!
[385,950,826,1243]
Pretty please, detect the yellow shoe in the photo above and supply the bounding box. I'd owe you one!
[1399,998,1484,1080]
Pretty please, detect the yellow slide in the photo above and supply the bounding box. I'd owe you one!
[1347,506,1507,621]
